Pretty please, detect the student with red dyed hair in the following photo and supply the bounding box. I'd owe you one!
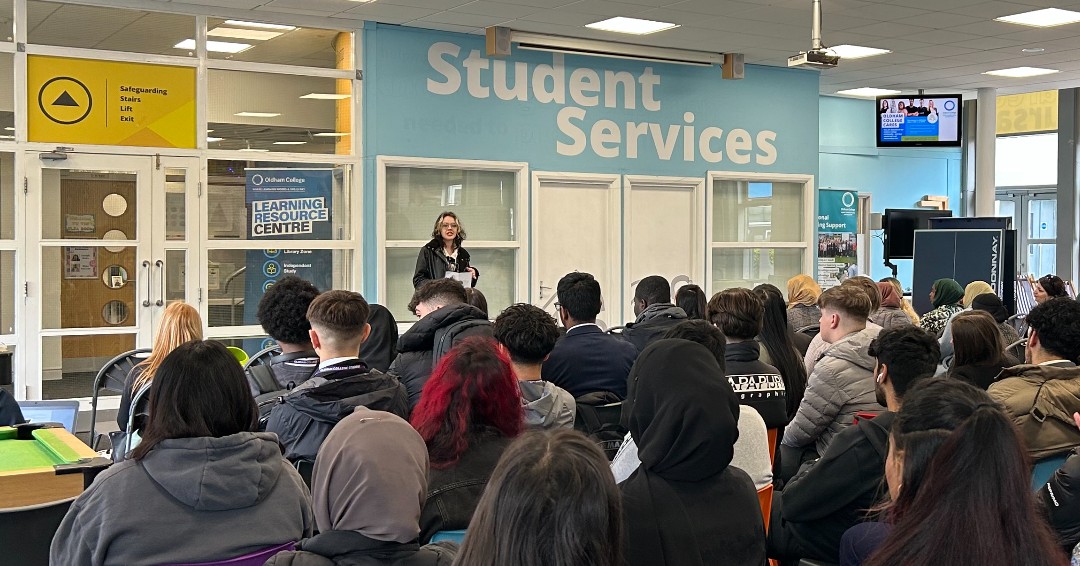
[411,337,524,543]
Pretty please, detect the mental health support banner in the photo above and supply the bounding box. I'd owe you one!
[817,189,859,288]
[242,169,335,342]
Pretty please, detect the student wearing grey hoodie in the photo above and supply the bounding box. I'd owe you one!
[493,304,576,429]
[51,340,313,566]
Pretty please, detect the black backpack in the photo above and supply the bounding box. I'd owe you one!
[431,318,492,366]
[573,391,627,461]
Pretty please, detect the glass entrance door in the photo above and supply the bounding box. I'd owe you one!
[23,153,199,403]
[995,191,1057,277]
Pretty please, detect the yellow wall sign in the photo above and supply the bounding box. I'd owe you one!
[997,90,1058,135]
[27,56,196,148]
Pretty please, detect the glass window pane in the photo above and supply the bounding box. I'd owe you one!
[386,168,518,241]
[165,249,186,303]
[209,70,352,154]
[43,245,137,329]
[213,336,274,362]
[207,248,350,328]
[0,250,13,333]
[0,53,11,136]
[42,334,135,399]
[713,180,803,243]
[42,170,137,240]
[712,248,804,290]
[386,248,514,322]
[1029,199,1056,239]
[165,169,187,241]
[995,199,1016,223]
[207,19,350,69]
[1029,244,1056,277]
[996,133,1057,187]
[207,160,352,241]
[0,153,13,239]
[0,0,11,42]
[27,2,194,56]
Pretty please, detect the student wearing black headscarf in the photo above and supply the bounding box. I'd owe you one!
[620,339,766,566]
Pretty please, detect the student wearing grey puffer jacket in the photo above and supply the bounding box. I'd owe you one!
[51,340,313,566]
[783,286,885,458]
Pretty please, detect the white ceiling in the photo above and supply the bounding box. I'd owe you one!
[87,0,1080,95]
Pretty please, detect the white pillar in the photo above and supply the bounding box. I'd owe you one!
[975,88,997,217]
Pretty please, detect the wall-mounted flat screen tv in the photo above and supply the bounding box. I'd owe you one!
[876,95,962,147]
[883,208,953,260]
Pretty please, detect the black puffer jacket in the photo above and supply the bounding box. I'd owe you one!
[389,304,492,409]
[1040,450,1080,549]
[265,360,410,461]
[412,239,478,289]
[617,303,687,353]
[265,531,457,566]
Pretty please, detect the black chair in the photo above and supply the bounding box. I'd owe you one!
[796,324,820,338]
[0,497,75,566]
[89,348,150,450]
[243,345,281,370]
[294,459,315,490]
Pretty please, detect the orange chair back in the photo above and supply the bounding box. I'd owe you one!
[757,483,774,533]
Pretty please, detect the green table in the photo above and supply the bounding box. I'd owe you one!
[0,425,110,509]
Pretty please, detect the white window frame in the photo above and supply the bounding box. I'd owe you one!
[705,171,815,296]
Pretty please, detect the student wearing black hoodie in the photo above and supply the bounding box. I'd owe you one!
[768,326,940,564]
[265,290,409,462]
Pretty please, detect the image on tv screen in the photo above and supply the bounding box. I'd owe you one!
[877,96,961,147]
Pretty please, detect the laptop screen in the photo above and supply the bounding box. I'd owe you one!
[18,401,79,433]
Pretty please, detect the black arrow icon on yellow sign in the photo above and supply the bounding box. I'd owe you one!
[38,76,92,125]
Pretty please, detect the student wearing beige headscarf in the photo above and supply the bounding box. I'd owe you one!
[266,408,456,566]
[787,275,823,333]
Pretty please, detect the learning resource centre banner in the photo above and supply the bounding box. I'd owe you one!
[27,55,196,148]
[817,189,859,288]
[242,170,335,343]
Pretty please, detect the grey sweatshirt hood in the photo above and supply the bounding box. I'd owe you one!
[633,303,687,325]
[519,380,576,429]
[141,431,285,511]
[822,326,881,373]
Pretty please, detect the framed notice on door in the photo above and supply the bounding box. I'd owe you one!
[64,246,98,279]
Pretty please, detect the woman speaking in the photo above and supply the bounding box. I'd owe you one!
[412,211,478,289]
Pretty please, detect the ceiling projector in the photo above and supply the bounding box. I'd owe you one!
[787,49,840,69]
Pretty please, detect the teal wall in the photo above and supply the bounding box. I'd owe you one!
[818,95,963,288]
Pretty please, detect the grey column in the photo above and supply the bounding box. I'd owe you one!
[976,88,997,217]
[1058,89,1079,285]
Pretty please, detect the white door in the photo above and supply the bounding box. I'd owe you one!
[531,172,621,328]
[623,176,705,322]
[23,152,199,403]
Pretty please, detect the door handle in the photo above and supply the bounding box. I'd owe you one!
[141,260,152,307]
[155,259,165,307]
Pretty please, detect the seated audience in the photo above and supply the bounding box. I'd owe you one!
[265,290,409,462]
[51,340,313,565]
[990,297,1080,460]
[1035,274,1070,304]
[542,272,637,399]
[492,303,576,429]
[947,310,1015,390]
[708,288,788,429]
[970,292,1023,357]
[118,301,202,432]
[840,380,1064,566]
[803,280,884,376]
[248,275,321,396]
[391,279,491,408]
[675,283,707,320]
[618,275,687,352]
[870,281,913,330]
[783,286,883,465]
[937,280,994,363]
[411,337,524,542]
[454,429,623,566]
[621,339,766,566]
[611,320,774,489]
[266,408,456,566]
[464,287,488,319]
[787,274,822,333]
[880,277,920,325]
[0,388,23,426]
[768,326,938,563]
[755,284,810,418]
[919,278,964,336]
